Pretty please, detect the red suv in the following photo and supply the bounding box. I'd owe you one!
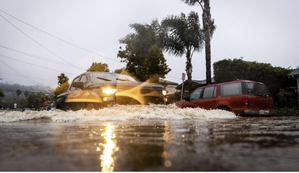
[175,80,276,116]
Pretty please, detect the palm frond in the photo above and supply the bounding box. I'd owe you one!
[180,0,201,6]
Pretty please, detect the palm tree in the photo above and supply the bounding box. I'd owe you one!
[181,0,216,84]
[16,89,21,107]
[161,11,204,89]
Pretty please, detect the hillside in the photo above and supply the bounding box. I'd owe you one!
[0,82,54,103]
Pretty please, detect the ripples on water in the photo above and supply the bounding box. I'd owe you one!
[0,104,236,122]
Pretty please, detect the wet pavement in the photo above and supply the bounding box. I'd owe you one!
[0,116,299,171]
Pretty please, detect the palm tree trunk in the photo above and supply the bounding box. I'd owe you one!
[204,24,211,84]
[186,49,192,92]
[203,0,212,84]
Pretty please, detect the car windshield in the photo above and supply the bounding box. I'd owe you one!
[244,82,270,96]
[90,73,136,82]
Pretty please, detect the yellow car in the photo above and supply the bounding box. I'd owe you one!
[56,72,167,110]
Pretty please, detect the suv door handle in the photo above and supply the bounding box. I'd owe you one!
[212,100,217,102]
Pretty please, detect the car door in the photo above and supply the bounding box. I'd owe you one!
[220,82,243,112]
[185,88,203,108]
[200,86,218,109]
[65,76,81,109]
[76,74,92,108]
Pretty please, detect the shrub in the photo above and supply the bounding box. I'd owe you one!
[276,107,299,116]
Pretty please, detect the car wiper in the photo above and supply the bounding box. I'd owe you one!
[97,77,111,81]
[116,78,129,81]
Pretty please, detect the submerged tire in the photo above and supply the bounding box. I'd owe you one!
[218,106,231,112]
[86,103,95,110]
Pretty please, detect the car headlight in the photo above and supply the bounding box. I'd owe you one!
[162,90,167,96]
[102,87,117,95]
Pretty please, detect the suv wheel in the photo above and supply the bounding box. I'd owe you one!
[218,106,231,112]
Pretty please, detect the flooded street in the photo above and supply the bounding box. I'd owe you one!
[0,105,299,171]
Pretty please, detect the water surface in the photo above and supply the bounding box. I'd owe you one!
[0,105,298,171]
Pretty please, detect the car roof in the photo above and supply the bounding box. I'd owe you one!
[200,79,263,88]
[84,72,119,75]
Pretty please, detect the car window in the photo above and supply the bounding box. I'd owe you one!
[245,82,270,96]
[221,83,242,97]
[202,86,217,99]
[190,88,203,100]
[80,75,87,83]
[90,73,136,82]
[70,76,80,91]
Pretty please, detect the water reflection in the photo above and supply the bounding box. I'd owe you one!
[163,121,172,168]
[100,123,118,172]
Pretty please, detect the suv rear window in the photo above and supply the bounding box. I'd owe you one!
[221,83,242,97]
[244,82,270,96]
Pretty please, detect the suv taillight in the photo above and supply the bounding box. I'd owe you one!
[242,96,249,106]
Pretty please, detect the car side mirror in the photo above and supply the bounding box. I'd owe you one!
[72,82,84,89]
[184,95,191,101]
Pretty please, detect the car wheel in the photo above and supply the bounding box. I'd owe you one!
[56,104,66,111]
[218,106,231,112]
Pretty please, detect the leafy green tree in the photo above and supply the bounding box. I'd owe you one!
[57,73,69,85]
[87,62,109,72]
[36,92,50,108]
[213,58,296,103]
[26,93,37,109]
[181,0,216,84]
[55,73,69,99]
[118,22,171,82]
[26,92,51,110]
[161,11,204,88]
[114,68,126,74]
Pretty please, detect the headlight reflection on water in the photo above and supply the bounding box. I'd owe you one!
[100,124,118,172]
[163,121,172,168]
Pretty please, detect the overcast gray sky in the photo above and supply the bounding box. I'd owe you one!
[0,0,298,87]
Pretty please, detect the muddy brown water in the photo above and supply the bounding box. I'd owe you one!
[0,116,299,171]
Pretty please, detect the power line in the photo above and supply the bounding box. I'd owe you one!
[1,72,57,82]
[0,8,122,64]
[0,59,41,85]
[0,44,70,67]
[0,53,76,76]
[0,13,84,71]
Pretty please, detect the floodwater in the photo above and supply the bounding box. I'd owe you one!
[0,104,299,171]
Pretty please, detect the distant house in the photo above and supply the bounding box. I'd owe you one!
[176,78,215,91]
[159,79,179,95]
[288,68,299,88]
[289,68,299,77]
